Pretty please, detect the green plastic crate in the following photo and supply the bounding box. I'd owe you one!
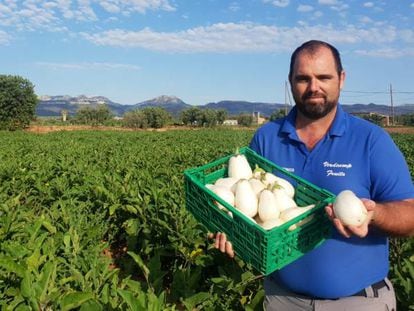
[184,146,336,275]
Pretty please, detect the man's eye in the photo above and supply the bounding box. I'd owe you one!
[319,76,332,81]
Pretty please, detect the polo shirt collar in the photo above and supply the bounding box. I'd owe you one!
[280,104,348,140]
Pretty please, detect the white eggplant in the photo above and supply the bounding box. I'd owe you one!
[260,171,295,198]
[249,178,266,197]
[258,188,280,222]
[214,177,239,192]
[272,187,297,212]
[211,185,235,210]
[258,218,284,230]
[252,164,266,179]
[234,179,258,217]
[274,177,295,198]
[333,190,368,226]
[280,204,315,223]
[261,172,279,186]
[205,184,215,190]
[228,152,253,180]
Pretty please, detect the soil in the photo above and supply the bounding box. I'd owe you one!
[26,125,134,133]
[384,127,414,134]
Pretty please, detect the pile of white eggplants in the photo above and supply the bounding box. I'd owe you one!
[205,152,315,230]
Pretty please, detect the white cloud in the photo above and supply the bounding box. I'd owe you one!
[100,1,121,13]
[81,22,414,57]
[411,3,414,9]
[355,48,414,58]
[313,11,323,18]
[0,0,176,31]
[264,0,290,8]
[0,30,11,44]
[359,16,373,24]
[104,0,176,14]
[35,61,141,71]
[297,5,314,12]
[318,0,338,5]
[363,2,374,8]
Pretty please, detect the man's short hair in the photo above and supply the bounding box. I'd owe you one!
[288,40,343,80]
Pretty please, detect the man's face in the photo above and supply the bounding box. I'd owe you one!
[290,47,345,120]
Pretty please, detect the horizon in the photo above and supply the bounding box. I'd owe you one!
[1,1,414,107]
[38,94,413,107]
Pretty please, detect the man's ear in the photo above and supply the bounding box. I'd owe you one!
[339,70,346,90]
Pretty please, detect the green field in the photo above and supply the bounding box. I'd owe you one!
[0,129,413,310]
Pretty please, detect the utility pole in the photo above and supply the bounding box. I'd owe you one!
[389,83,395,126]
[284,81,288,115]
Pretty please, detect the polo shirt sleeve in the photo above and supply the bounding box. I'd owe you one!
[249,133,261,154]
[369,130,414,201]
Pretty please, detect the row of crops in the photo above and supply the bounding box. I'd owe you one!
[0,129,413,310]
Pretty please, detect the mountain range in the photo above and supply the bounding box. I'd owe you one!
[36,95,414,118]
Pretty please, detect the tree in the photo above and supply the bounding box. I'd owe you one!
[142,107,171,128]
[181,107,203,126]
[269,109,286,121]
[237,114,254,127]
[0,75,38,130]
[76,104,113,125]
[123,110,148,129]
[201,109,218,127]
[216,109,228,125]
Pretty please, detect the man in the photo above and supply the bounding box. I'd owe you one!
[213,40,414,310]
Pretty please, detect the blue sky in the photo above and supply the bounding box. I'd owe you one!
[1,0,413,106]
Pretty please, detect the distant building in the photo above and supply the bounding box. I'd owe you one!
[252,111,266,125]
[223,119,238,126]
[353,112,390,127]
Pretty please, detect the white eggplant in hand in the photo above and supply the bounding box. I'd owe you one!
[258,188,280,222]
[228,152,253,180]
[234,179,258,217]
[333,190,368,226]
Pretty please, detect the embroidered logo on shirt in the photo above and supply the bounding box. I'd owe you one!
[323,161,352,177]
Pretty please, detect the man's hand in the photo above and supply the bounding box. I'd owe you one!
[325,199,375,238]
[208,232,235,258]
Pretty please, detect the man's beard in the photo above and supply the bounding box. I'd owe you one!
[295,93,337,120]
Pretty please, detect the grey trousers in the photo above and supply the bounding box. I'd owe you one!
[263,277,396,311]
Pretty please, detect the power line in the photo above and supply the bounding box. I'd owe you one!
[343,90,414,94]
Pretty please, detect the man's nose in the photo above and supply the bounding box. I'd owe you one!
[308,78,319,92]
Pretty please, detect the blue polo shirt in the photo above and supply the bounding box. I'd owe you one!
[250,104,414,299]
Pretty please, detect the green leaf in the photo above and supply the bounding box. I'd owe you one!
[79,300,103,311]
[117,289,142,311]
[37,261,56,303]
[20,271,34,299]
[26,248,41,272]
[0,257,26,277]
[127,251,150,284]
[60,292,94,311]
[41,219,57,234]
[182,292,210,310]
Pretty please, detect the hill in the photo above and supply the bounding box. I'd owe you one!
[36,95,414,118]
